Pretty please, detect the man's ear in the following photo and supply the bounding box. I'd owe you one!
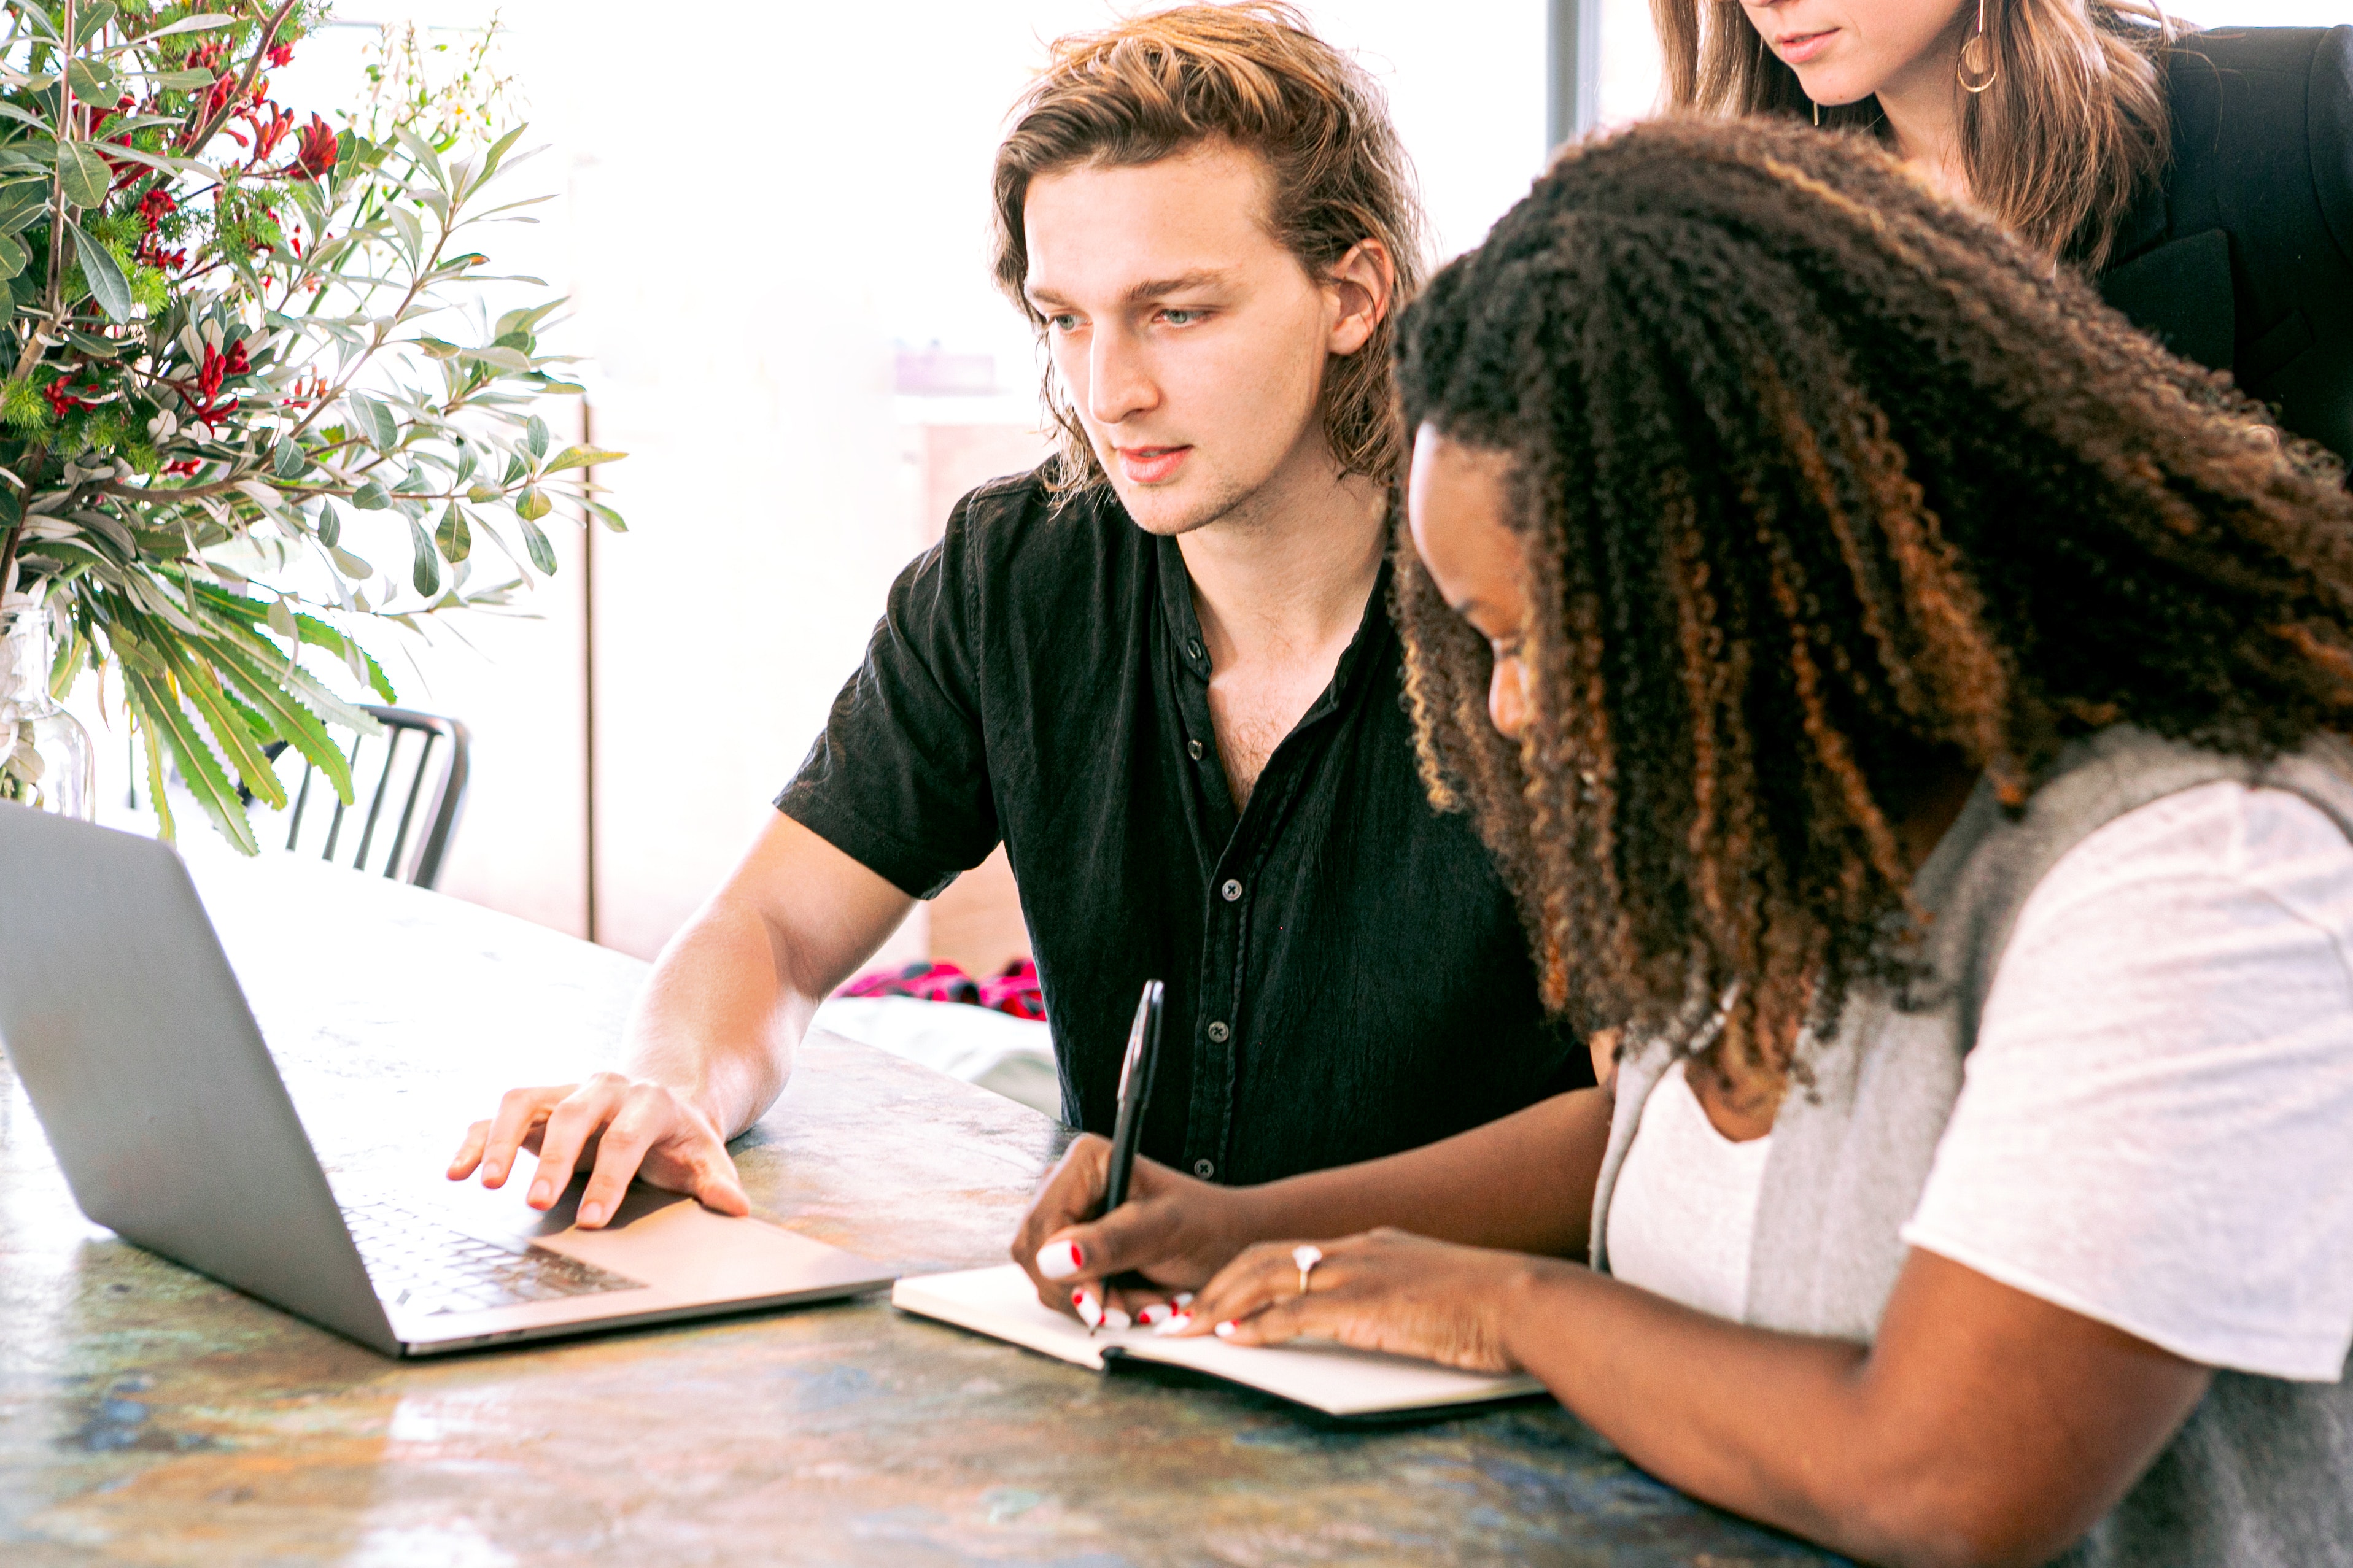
[1325,238,1395,358]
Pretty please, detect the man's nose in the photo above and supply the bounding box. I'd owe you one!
[1088,325,1158,428]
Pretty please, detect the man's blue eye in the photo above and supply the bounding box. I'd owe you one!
[1162,309,1201,325]
[1049,314,1080,331]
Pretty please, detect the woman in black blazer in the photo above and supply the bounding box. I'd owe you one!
[1649,0,2352,465]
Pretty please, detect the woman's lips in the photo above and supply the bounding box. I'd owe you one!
[1117,446,1191,485]
[1777,28,1837,64]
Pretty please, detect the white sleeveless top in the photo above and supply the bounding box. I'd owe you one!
[1603,1057,1771,1321]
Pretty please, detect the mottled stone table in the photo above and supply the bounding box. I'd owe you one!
[0,841,1837,1566]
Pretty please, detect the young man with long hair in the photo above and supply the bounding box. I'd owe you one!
[446,4,1586,1235]
[1015,117,2353,1563]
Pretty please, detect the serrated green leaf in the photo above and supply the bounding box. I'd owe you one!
[514,485,550,522]
[123,663,260,854]
[541,445,624,476]
[525,415,549,460]
[408,517,441,597]
[351,479,390,510]
[55,139,109,209]
[68,219,130,321]
[202,634,357,806]
[435,501,471,563]
[518,515,557,575]
[156,639,286,810]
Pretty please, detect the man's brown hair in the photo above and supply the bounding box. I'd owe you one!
[992,2,1426,494]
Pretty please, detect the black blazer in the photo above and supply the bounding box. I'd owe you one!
[2096,25,2353,466]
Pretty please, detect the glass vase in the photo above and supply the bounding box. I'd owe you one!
[0,600,95,821]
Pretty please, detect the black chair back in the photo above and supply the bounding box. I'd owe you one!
[277,706,471,889]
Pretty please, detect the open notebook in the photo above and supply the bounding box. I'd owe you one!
[893,1264,1546,1420]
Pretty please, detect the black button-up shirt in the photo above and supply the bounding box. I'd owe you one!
[778,471,1587,1185]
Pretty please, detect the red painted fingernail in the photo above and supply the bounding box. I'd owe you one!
[1037,1240,1084,1280]
[1136,1303,1171,1326]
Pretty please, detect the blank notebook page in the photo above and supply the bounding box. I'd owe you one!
[893,1264,1546,1418]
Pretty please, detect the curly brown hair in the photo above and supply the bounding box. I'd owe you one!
[1392,115,2353,1087]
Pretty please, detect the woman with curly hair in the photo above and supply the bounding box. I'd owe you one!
[1654,0,2353,465]
[1011,117,2353,1565]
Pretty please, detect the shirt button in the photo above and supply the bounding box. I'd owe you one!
[1193,1159,1215,1179]
[1187,738,1203,761]
[1186,638,1204,661]
[1221,879,1242,902]
[1206,1020,1230,1042]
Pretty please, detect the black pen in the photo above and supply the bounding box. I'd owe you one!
[1089,978,1164,1332]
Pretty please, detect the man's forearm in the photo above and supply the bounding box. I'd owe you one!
[622,892,821,1141]
[1233,1087,1611,1258]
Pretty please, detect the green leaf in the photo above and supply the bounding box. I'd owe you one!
[316,502,342,546]
[68,219,130,321]
[518,514,557,575]
[126,12,237,44]
[122,662,260,855]
[271,442,306,479]
[202,635,357,806]
[78,0,120,36]
[0,233,26,282]
[266,597,298,642]
[351,479,391,511]
[514,485,550,522]
[327,544,371,579]
[55,140,109,210]
[155,639,287,810]
[587,499,629,533]
[149,68,215,91]
[541,445,624,477]
[0,183,50,235]
[408,517,441,597]
[64,59,114,106]
[137,695,177,841]
[434,501,471,563]
[347,393,398,452]
[524,415,549,460]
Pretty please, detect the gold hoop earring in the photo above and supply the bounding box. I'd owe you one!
[1958,0,1998,92]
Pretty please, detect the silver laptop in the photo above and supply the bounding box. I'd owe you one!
[0,802,896,1356]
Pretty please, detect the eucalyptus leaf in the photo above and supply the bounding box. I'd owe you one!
[55,139,109,209]
[465,484,502,504]
[518,515,557,575]
[408,517,441,597]
[351,479,391,511]
[541,445,624,477]
[347,393,398,452]
[434,501,471,563]
[514,485,551,522]
[328,544,372,578]
[524,415,549,460]
[316,502,343,546]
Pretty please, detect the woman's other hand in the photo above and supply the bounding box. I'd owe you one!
[1175,1226,1545,1374]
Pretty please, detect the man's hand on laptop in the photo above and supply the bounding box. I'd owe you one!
[446,1073,750,1229]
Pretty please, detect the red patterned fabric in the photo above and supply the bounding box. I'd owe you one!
[843,959,1044,1022]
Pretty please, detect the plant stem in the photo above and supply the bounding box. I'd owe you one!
[44,0,76,324]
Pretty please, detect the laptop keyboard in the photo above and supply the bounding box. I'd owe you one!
[341,1200,646,1316]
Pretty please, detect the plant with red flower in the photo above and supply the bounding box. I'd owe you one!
[292,116,338,181]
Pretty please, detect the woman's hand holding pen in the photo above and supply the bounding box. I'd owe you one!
[1013,1132,1261,1329]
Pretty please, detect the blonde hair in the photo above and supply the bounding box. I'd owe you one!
[1651,0,2177,265]
[991,2,1427,494]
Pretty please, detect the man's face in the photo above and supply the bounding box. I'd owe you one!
[1023,140,1354,536]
